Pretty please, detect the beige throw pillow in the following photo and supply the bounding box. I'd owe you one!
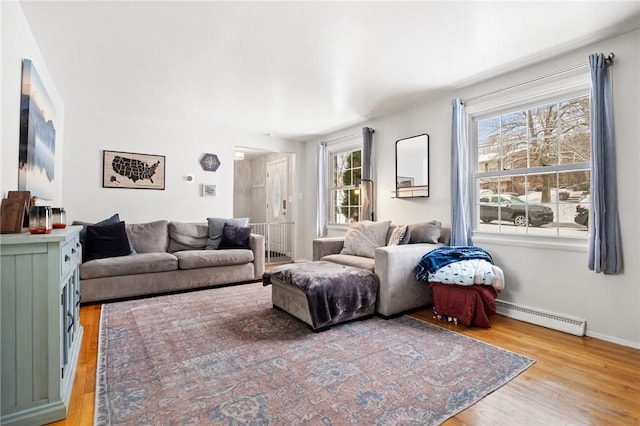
[340,220,392,258]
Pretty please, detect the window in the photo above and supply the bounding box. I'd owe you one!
[472,90,591,238]
[329,148,362,224]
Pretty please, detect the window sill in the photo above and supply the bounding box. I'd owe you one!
[327,224,350,231]
[473,232,588,252]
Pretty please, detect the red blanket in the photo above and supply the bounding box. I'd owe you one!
[429,282,497,328]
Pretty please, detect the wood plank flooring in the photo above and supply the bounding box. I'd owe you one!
[49,298,640,425]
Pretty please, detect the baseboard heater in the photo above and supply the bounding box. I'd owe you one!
[495,299,586,336]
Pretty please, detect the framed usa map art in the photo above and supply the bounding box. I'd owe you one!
[102,150,166,190]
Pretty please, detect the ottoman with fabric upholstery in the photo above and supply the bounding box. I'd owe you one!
[263,261,378,331]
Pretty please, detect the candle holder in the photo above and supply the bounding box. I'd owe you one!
[51,207,67,229]
[29,206,53,234]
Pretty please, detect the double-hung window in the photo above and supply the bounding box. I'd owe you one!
[329,147,362,225]
[469,76,591,238]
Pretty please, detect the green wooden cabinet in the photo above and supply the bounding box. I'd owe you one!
[1,226,83,425]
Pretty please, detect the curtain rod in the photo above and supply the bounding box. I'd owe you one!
[321,133,357,144]
[463,52,615,104]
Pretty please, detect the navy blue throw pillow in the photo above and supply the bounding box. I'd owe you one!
[219,224,251,249]
[84,221,132,261]
[79,213,121,261]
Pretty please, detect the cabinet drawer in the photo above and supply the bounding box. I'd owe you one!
[61,236,80,277]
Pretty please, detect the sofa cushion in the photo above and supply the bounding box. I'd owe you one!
[74,213,122,261]
[321,254,375,272]
[387,224,410,246]
[174,249,254,270]
[168,222,208,252]
[206,217,249,249]
[84,221,133,262]
[408,220,442,244]
[80,252,178,279]
[219,224,251,249]
[126,220,169,253]
[340,220,392,258]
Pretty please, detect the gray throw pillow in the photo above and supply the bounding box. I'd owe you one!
[340,220,392,258]
[408,220,442,244]
[126,220,170,253]
[206,217,249,249]
[168,222,209,252]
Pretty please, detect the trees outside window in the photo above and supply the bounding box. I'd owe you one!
[474,94,591,237]
[329,149,362,224]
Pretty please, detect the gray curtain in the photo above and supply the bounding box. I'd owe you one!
[588,53,622,274]
[361,127,374,221]
[450,98,473,246]
[316,142,328,237]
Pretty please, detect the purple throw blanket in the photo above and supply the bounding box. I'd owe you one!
[263,261,378,329]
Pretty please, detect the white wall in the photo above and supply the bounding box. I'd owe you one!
[303,30,640,348]
[61,104,304,224]
[1,2,65,206]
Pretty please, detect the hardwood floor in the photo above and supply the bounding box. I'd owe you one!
[50,302,640,425]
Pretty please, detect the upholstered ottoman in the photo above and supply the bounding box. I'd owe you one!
[263,261,378,331]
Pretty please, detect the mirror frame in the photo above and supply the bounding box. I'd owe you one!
[395,134,429,198]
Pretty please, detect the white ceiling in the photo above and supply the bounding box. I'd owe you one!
[19,1,640,142]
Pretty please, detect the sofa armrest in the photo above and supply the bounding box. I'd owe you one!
[249,233,265,279]
[312,237,345,260]
[374,243,443,317]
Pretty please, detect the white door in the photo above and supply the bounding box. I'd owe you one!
[266,158,290,259]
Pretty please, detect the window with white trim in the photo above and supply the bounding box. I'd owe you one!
[329,147,362,225]
[471,85,591,238]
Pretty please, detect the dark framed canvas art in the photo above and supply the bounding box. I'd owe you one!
[103,150,166,190]
[18,59,56,200]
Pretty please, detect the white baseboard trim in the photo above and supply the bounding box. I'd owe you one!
[495,299,586,336]
[585,331,640,350]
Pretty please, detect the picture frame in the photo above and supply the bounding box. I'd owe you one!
[201,184,217,197]
[103,150,166,190]
[18,59,57,200]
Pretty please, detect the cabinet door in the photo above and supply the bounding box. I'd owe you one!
[61,270,79,378]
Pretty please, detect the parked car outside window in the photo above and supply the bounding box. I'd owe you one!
[574,195,590,228]
[479,194,554,227]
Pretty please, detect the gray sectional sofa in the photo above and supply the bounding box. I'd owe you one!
[313,221,450,317]
[79,220,265,303]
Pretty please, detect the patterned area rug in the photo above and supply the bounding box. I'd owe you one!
[95,283,534,425]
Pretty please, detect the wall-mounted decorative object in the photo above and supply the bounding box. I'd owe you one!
[103,150,165,190]
[18,59,57,201]
[201,184,217,197]
[395,134,429,198]
[200,153,221,172]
